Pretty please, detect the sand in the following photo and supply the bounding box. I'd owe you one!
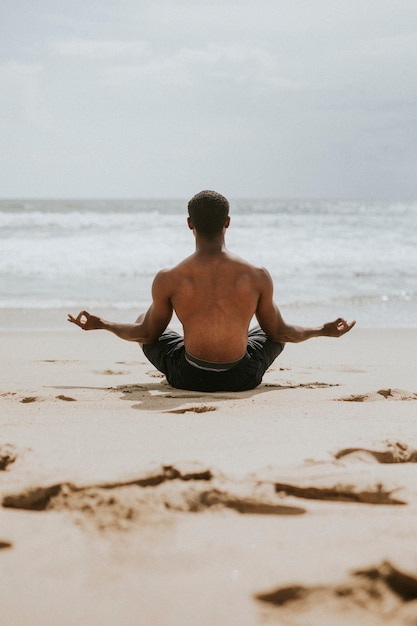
[1,326,417,625]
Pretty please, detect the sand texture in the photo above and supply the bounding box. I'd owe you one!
[1,327,417,625]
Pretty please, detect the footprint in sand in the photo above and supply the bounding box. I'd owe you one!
[338,388,417,402]
[20,395,76,403]
[166,404,217,414]
[0,445,17,471]
[255,561,417,622]
[274,481,404,505]
[335,442,417,464]
[265,381,339,389]
[38,359,77,363]
[115,361,138,366]
[2,463,305,531]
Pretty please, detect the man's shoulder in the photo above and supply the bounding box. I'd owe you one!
[153,256,194,283]
[154,267,173,279]
[155,253,271,283]
[229,253,271,279]
[152,267,177,290]
[223,250,263,269]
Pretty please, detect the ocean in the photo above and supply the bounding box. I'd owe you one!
[1,198,416,330]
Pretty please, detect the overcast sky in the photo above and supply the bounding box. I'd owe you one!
[2,0,417,199]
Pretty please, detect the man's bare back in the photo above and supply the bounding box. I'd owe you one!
[68,190,354,391]
[165,249,265,362]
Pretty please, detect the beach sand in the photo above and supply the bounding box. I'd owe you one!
[1,326,417,625]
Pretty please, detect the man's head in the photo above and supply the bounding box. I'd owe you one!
[187,190,230,239]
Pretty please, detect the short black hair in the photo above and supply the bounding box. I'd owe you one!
[187,190,230,239]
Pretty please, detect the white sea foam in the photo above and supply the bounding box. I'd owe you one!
[1,199,416,327]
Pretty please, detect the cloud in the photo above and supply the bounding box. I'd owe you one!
[2,0,417,197]
[101,41,300,90]
[0,60,41,87]
[50,38,149,60]
[0,61,42,125]
[355,32,417,59]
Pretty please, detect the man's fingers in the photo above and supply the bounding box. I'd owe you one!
[68,311,90,328]
[338,319,356,335]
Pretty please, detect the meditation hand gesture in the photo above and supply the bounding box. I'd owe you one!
[67,311,102,331]
[323,318,356,337]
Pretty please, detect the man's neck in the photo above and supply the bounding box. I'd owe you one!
[195,234,226,255]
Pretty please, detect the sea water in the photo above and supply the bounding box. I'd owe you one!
[1,198,416,329]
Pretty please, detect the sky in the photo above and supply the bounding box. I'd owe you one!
[1,0,417,199]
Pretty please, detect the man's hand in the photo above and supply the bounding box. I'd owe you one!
[323,318,356,338]
[67,311,102,331]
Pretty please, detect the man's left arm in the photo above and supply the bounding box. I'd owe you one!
[255,268,355,343]
[68,270,173,344]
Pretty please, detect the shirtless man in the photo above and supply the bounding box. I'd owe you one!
[68,190,355,392]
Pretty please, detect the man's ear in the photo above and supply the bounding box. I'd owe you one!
[187,217,194,230]
[225,216,231,229]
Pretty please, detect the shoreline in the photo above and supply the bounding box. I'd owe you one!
[2,327,417,625]
[1,303,416,332]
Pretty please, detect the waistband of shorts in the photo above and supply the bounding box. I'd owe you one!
[184,351,247,372]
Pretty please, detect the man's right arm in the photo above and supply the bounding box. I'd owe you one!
[255,268,355,343]
[68,269,174,343]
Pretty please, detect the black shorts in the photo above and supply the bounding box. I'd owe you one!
[142,326,284,392]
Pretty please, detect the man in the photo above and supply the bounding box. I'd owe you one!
[68,190,355,392]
